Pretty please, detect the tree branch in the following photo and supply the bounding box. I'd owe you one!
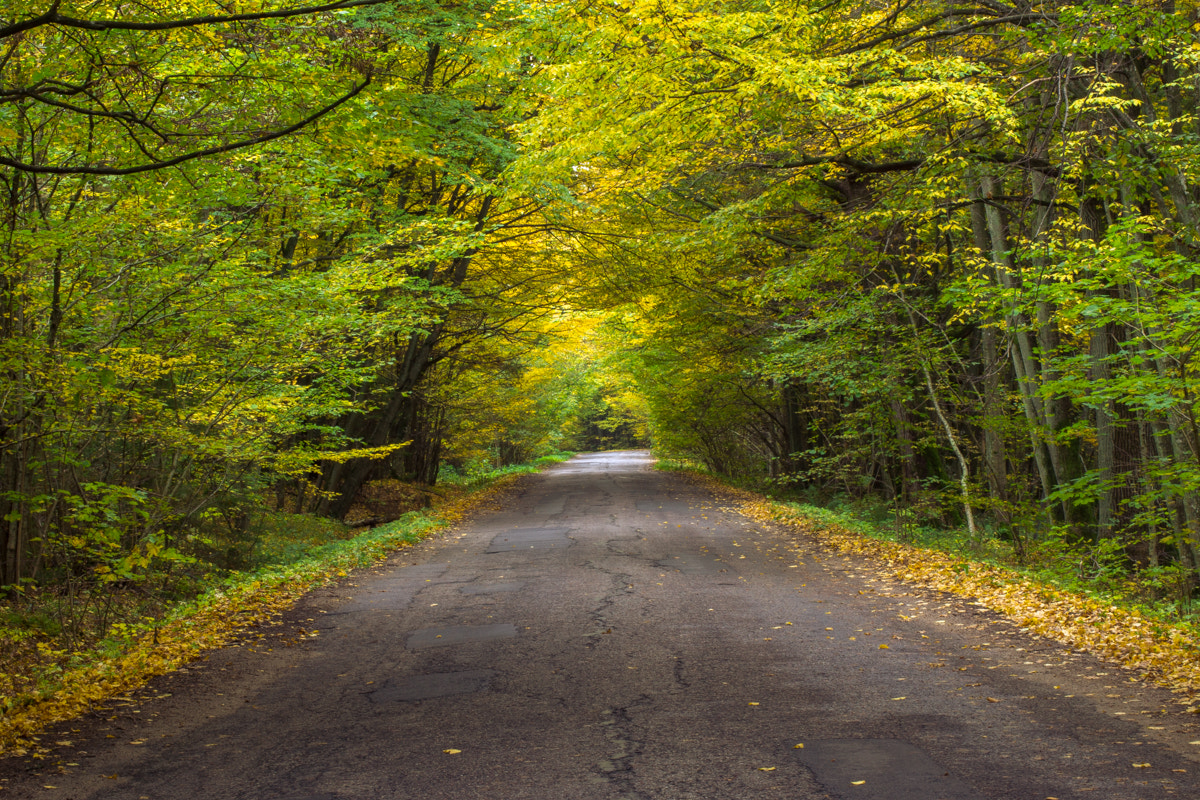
[1,0,395,40]
[0,79,370,175]
[736,155,924,173]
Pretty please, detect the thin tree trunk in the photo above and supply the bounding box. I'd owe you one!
[920,361,977,538]
[972,177,1055,511]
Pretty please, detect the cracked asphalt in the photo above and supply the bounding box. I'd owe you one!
[6,450,1200,799]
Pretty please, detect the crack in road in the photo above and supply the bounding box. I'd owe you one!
[595,700,651,799]
[580,562,636,650]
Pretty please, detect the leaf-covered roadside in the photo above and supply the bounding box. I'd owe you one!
[0,467,544,759]
[694,476,1200,704]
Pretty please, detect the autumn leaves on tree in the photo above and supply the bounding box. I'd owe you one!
[3,1,1200,628]
[525,0,1200,586]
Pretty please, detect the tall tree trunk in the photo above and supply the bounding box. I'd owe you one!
[972,176,1056,514]
[980,325,1009,503]
[1083,195,1116,540]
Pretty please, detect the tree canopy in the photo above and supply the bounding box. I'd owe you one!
[5,0,1200,637]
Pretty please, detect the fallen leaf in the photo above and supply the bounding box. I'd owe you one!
[986,698,1000,703]
[748,701,760,706]
[879,644,889,649]
[443,749,462,755]
[793,743,804,749]
[891,696,906,700]
[758,766,776,772]
[851,780,866,785]
[731,488,1200,701]
[1132,762,1151,768]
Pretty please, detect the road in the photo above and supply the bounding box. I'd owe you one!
[5,451,1200,799]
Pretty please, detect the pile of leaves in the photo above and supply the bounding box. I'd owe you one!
[0,470,535,758]
[693,475,1200,701]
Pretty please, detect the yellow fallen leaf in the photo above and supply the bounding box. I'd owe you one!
[891,696,906,700]
[1132,762,1150,768]
[851,780,865,785]
[879,644,889,649]
[986,698,1000,703]
[443,748,462,755]
[748,701,760,706]
[793,743,804,749]
[758,766,776,771]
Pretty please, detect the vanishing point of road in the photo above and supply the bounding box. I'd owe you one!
[5,451,1200,799]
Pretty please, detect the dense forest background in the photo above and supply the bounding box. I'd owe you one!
[4,0,1200,652]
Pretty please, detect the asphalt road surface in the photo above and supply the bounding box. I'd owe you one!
[6,451,1200,799]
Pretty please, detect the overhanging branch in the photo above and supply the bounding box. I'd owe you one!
[0,79,370,175]
[1,0,395,39]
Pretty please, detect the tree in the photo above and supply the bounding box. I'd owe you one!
[0,1,438,584]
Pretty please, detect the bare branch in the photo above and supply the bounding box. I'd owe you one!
[0,79,370,175]
[1,0,395,40]
[735,155,924,173]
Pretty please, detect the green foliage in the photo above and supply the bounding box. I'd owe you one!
[507,0,1200,590]
[8,0,1200,708]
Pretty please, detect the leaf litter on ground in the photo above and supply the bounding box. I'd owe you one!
[689,475,1200,703]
